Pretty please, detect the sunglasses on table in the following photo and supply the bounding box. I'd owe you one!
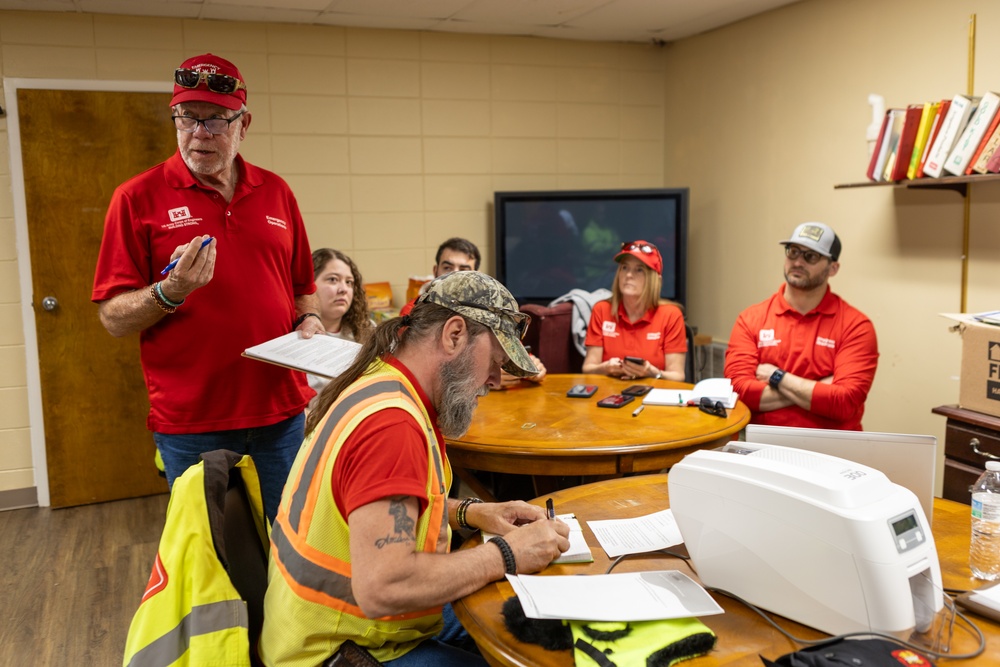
[174,68,247,95]
[783,245,826,265]
[697,397,728,418]
[622,241,658,254]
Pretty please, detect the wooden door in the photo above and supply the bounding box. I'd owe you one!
[19,89,175,507]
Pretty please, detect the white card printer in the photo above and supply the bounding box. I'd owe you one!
[668,443,943,637]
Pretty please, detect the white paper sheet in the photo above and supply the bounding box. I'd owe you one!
[588,508,683,558]
[243,332,361,378]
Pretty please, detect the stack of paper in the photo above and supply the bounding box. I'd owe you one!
[643,378,738,409]
[972,310,1000,326]
[485,514,593,565]
[243,332,361,378]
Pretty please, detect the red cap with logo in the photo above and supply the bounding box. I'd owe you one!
[614,240,663,275]
[170,53,247,111]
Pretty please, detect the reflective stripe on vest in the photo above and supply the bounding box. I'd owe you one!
[124,594,248,667]
[273,368,449,615]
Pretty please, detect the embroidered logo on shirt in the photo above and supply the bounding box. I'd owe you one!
[816,336,836,349]
[757,329,780,348]
[266,215,288,230]
[164,206,202,229]
[602,321,618,337]
[647,332,661,340]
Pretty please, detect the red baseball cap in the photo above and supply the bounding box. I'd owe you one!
[614,240,663,275]
[169,53,247,111]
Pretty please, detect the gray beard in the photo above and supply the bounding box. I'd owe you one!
[437,346,489,439]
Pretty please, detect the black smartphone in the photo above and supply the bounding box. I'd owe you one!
[623,356,645,366]
[596,394,635,409]
[622,384,652,397]
[566,384,598,398]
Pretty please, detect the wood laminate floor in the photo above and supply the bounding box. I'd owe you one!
[0,493,168,666]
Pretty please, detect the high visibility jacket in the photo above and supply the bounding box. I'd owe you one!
[261,362,452,667]
[123,451,269,667]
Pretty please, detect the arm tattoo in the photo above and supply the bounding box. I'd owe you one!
[374,497,417,549]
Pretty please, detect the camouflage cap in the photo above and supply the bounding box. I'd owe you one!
[416,271,537,377]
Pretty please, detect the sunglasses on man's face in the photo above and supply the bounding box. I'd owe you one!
[622,241,657,255]
[784,245,825,265]
[174,68,247,95]
[698,397,727,418]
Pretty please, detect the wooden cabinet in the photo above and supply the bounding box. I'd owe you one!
[933,404,1000,504]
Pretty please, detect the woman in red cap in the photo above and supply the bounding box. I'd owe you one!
[582,240,687,381]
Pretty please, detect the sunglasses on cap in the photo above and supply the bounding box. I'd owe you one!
[416,292,530,340]
[622,241,657,254]
[174,68,247,95]
[784,245,826,265]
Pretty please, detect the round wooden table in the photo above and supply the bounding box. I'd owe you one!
[445,374,749,497]
[454,475,1000,667]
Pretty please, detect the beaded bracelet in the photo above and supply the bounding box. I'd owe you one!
[456,497,483,530]
[149,283,177,314]
[154,281,184,308]
[489,536,517,576]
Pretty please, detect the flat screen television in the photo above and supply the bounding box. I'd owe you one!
[494,188,688,306]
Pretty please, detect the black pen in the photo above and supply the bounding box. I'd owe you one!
[160,237,213,275]
[546,497,555,520]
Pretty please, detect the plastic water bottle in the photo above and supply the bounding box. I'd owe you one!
[970,461,1000,580]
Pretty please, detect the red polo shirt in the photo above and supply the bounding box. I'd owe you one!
[92,151,316,433]
[585,300,687,369]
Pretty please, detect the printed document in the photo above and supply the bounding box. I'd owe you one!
[485,514,593,564]
[507,570,723,621]
[588,509,684,558]
[243,332,361,378]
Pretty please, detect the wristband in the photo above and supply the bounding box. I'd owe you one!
[155,281,184,308]
[653,370,662,380]
[768,369,786,390]
[293,312,322,329]
[489,536,518,576]
[457,497,483,530]
[150,283,178,314]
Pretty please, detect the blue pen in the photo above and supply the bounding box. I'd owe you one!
[160,237,213,275]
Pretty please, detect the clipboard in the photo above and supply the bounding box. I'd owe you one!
[955,582,1000,623]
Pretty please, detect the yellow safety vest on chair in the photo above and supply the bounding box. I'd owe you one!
[123,450,270,667]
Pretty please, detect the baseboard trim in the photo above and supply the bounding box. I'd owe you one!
[0,486,39,511]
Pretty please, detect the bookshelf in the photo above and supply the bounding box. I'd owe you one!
[834,172,1000,196]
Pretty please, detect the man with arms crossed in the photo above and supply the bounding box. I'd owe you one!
[92,54,324,521]
[724,222,878,430]
[262,271,569,666]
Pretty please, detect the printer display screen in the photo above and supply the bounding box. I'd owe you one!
[891,513,918,536]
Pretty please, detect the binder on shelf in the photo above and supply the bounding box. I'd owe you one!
[906,101,939,180]
[872,109,903,182]
[944,91,1000,176]
[915,99,950,178]
[887,104,925,181]
[866,109,892,181]
[968,111,1000,174]
[923,94,978,178]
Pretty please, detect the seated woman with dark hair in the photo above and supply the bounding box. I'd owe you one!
[581,240,687,381]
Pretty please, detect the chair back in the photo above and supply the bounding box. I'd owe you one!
[519,302,582,374]
[684,323,696,384]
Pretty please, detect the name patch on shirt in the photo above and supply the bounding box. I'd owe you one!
[603,321,617,336]
[816,336,836,349]
[647,332,661,340]
[758,329,780,348]
[266,215,288,230]
[164,206,202,229]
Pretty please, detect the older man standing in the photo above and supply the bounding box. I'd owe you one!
[262,271,569,667]
[724,222,878,431]
[92,54,324,521]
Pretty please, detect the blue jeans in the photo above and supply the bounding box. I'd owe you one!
[383,604,487,667]
[153,412,305,522]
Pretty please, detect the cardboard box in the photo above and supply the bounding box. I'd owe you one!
[943,313,1000,418]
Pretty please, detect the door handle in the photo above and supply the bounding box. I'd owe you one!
[41,296,59,311]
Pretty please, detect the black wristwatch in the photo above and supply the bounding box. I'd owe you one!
[768,369,786,390]
[293,312,321,329]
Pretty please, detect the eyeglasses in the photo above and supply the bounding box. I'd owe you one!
[172,110,246,135]
[784,245,825,265]
[698,397,727,418]
[417,292,530,340]
[622,241,657,254]
[174,68,247,95]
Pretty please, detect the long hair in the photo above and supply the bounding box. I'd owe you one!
[305,302,490,435]
[609,261,663,319]
[312,248,374,343]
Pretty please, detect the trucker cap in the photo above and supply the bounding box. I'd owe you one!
[614,240,663,274]
[169,53,247,111]
[779,222,841,261]
[415,271,537,377]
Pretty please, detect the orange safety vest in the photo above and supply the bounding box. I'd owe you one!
[260,362,452,667]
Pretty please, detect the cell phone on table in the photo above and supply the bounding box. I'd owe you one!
[596,393,635,409]
[623,356,645,366]
[566,384,598,398]
[622,384,652,397]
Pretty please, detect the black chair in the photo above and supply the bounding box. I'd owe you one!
[684,323,696,384]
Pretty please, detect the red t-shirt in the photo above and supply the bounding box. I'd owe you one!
[92,151,316,433]
[584,300,687,369]
[724,285,879,431]
[332,357,444,519]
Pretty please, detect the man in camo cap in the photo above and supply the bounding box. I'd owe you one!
[263,270,568,667]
